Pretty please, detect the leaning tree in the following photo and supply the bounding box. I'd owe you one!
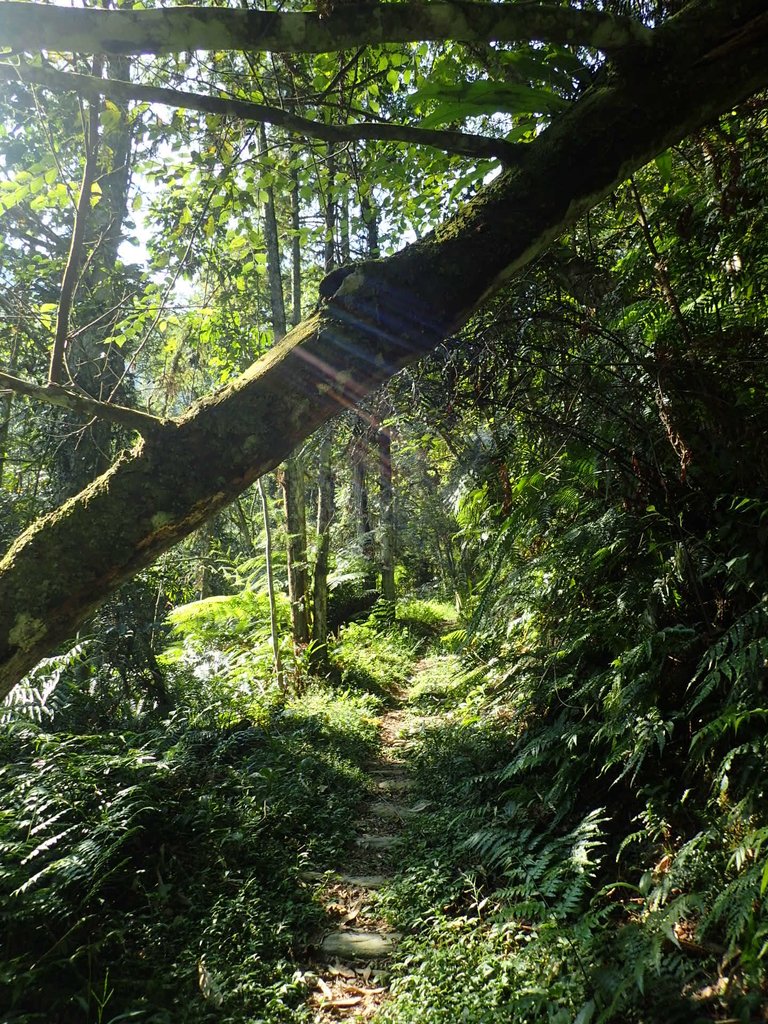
[0,0,766,695]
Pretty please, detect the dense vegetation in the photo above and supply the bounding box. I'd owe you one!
[2,0,768,1019]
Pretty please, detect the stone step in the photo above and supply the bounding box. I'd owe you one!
[369,801,418,821]
[299,870,389,889]
[321,929,400,960]
[376,778,414,793]
[339,874,389,889]
[355,834,399,851]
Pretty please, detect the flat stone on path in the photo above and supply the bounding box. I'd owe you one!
[355,833,399,851]
[369,800,419,820]
[377,778,414,793]
[340,874,388,888]
[321,929,401,959]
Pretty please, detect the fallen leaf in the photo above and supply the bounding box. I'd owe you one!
[345,984,387,996]
[316,977,333,1000]
[329,963,356,979]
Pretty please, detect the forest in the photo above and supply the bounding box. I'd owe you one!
[1,0,767,1020]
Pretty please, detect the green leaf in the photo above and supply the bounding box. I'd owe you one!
[655,150,674,184]
[100,100,122,133]
[574,1000,596,1024]
[413,80,568,128]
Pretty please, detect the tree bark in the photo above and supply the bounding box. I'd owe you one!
[361,192,380,261]
[0,0,766,695]
[311,428,334,668]
[290,156,302,330]
[258,477,283,689]
[0,334,20,488]
[49,54,103,387]
[324,144,337,273]
[259,125,287,342]
[350,416,374,561]
[378,417,396,603]
[281,457,310,645]
[0,64,519,164]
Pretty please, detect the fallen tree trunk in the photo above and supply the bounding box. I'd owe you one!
[1,0,767,696]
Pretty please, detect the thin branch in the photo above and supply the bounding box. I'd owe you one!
[0,1,654,57]
[49,53,103,385]
[0,63,521,163]
[0,370,167,434]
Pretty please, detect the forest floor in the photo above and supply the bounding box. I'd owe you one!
[301,665,439,1022]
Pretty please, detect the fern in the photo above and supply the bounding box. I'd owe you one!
[688,601,768,715]
[465,808,606,923]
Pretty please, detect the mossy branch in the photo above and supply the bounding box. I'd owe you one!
[0,1,653,57]
[0,371,166,434]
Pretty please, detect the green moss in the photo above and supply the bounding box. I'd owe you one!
[8,613,45,651]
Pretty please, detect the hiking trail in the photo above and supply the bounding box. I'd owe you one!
[299,664,438,1022]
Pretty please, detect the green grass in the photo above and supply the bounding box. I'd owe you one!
[329,615,421,700]
[395,599,457,640]
[407,654,487,714]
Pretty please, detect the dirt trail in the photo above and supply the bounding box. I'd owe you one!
[301,702,420,1022]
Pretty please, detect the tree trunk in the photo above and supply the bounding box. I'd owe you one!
[258,478,283,689]
[290,155,302,329]
[361,192,380,260]
[194,518,215,600]
[280,457,310,644]
[0,0,766,694]
[340,196,350,265]
[234,496,256,555]
[259,124,287,341]
[349,416,375,562]
[324,143,337,272]
[311,428,334,668]
[260,125,310,648]
[0,2,656,57]
[51,54,134,500]
[378,417,396,603]
[0,333,20,486]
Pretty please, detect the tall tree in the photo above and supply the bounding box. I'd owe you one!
[377,408,396,603]
[311,426,334,667]
[258,124,310,650]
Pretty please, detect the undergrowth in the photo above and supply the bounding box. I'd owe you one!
[0,684,378,1022]
[374,636,768,1024]
[0,594,411,1023]
[0,595,443,1022]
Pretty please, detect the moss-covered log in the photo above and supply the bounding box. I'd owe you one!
[1,0,767,696]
